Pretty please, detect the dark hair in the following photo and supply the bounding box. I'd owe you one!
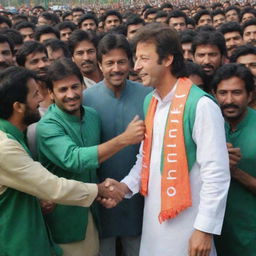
[0,66,37,119]
[34,25,60,41]
[187,18,195,27]
[62,11,72,21]
[12,14,28,24]
[97,33,132,63]
[78,13,98,28]
[14,21,35,31]
[144,8,158,19]
[225,5,240,15]
[68,30,98,55]
[71,7,85,15]
[55,21,76,32]
[240,7,256,22]
[155,11,168,20]
[211,9,225,18]
[2,28,23,46]
[160,3,173,10]
[0,34,14,54]
[141,5,152,15]
[211,3,223,10]
[103,10,122,23]
[132,23,185,77]
[211,63,254,93]
[185,61,206,82]
[44,38,70,58]
[166,10,188,24]
[193,10,211,25]
[39,12,60,26]
[219,21,242,36]
[0,15,12,28]
[16,41,47,66]
[46,58,83,90]
[125,14,144,26]
[32,5,45,12]
[242,18,256,33]
[195,25,216,33]
[230,44,256,63]
[192,31,227,57]
[180,30,197,44]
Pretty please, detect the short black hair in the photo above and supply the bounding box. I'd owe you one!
[78,13,98,28]
[16,41,47,66]
[193,10,211,25]
[211,9,225,18]
[230,44,256,63]
[240,7,256,22]
[62,11,72,21]
[34,25,60,41]
[144,8,158,19]
[155,11,168,21]
[225,5,240,15]
[185,61,206,84]
[160,2,173,10]
[0,66,37,119]
[46,58,83,91]
[2,28,23,46]
[211,63,254,93]
[192,31,227,57]
[180,30,197,44]
[97,33,132,63]
[71,7,85,14]
[242,18,256,34]
[14,21,36,31]
[38,12,60,26]
[219,21,242,36]
[102,10,122,23]
[44,38,70,58]
[0,34,14,54]
[55,21,76,32]
[0,15,12,28]
[166,10,188,24]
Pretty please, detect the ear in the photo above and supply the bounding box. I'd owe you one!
[48,89,54,101]
[164,55,174,68]
[98,62,103,72]
[248,91,253,104]
[13,101,25,115]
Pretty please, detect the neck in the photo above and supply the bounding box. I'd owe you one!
[104,79,125,98]
[227,109,247,132]
[83,68,103,83]
[7,116,26,132]
[155,73,178,99]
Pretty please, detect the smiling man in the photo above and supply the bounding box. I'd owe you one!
[36,58,146,256]
[83,33,151,256]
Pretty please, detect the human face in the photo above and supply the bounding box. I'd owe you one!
[19,27,34,42]
[237,54,256,77]
[104,15,121,31]
[224,31,243,57]
[197,14,212,27]
[134,41,170,88]
[155,17,167,23]
[146,13,157,23]
[194,44,222,76]
[72,11,84,24]
[0,22,10,29]
[243,25,256,47]
[81,19,97,31]
[241,13,255,24]
[60,28,72,42]
[181,42,193,62]
[127,23,143,41]
[169,17,187,31]
[0,42,13,70]
[46,47,65,63]
[39,33,58,43]
[50,75,83,117]
[63,15,73,22]
[225,9,239,22]
[99,48,130,90]
[37,16,51,26]
[215,76,251,124]
[213,14,225,29]
[23,78,43,126]
[24,51,50,79]
[72,40,97,76]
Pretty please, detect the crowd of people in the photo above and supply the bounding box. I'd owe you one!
[0,1,256,256]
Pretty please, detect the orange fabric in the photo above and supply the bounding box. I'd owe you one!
[141,78,193,223]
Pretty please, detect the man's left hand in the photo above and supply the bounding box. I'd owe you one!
[189,229,212,256]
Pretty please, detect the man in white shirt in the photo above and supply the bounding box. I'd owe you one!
[102,23,230,256]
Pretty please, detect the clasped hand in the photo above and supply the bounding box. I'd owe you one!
[97,178,129,208]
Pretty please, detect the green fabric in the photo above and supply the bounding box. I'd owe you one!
[0,119,60,256]
[36,104,100,243]
[215,108,256,256]
[143,84,211,171]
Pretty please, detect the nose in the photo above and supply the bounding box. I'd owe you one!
[66,88,76,98]
[0,53,5,62]
[134,59,141,72]
[202,54,210,64]
[225,92,234,104]
[113,62,120,72]
[38,59,47,68]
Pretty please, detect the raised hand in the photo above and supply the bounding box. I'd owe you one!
[120,115,145,145]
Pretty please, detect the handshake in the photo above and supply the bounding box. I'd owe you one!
[97,178,131,208]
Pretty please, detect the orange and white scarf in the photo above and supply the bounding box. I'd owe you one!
[141,78,193,223]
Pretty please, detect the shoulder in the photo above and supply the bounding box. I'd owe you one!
[83,81,104,96]
[127,80,152,93]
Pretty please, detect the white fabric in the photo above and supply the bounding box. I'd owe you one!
[122,87,230,256]
[84,76,96,89]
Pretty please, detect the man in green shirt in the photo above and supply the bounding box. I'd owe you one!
[0,66,123,256]
[36,58,145,256]
[213,63,256,255]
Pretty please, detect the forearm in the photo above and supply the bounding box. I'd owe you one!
[231,167,256,194]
